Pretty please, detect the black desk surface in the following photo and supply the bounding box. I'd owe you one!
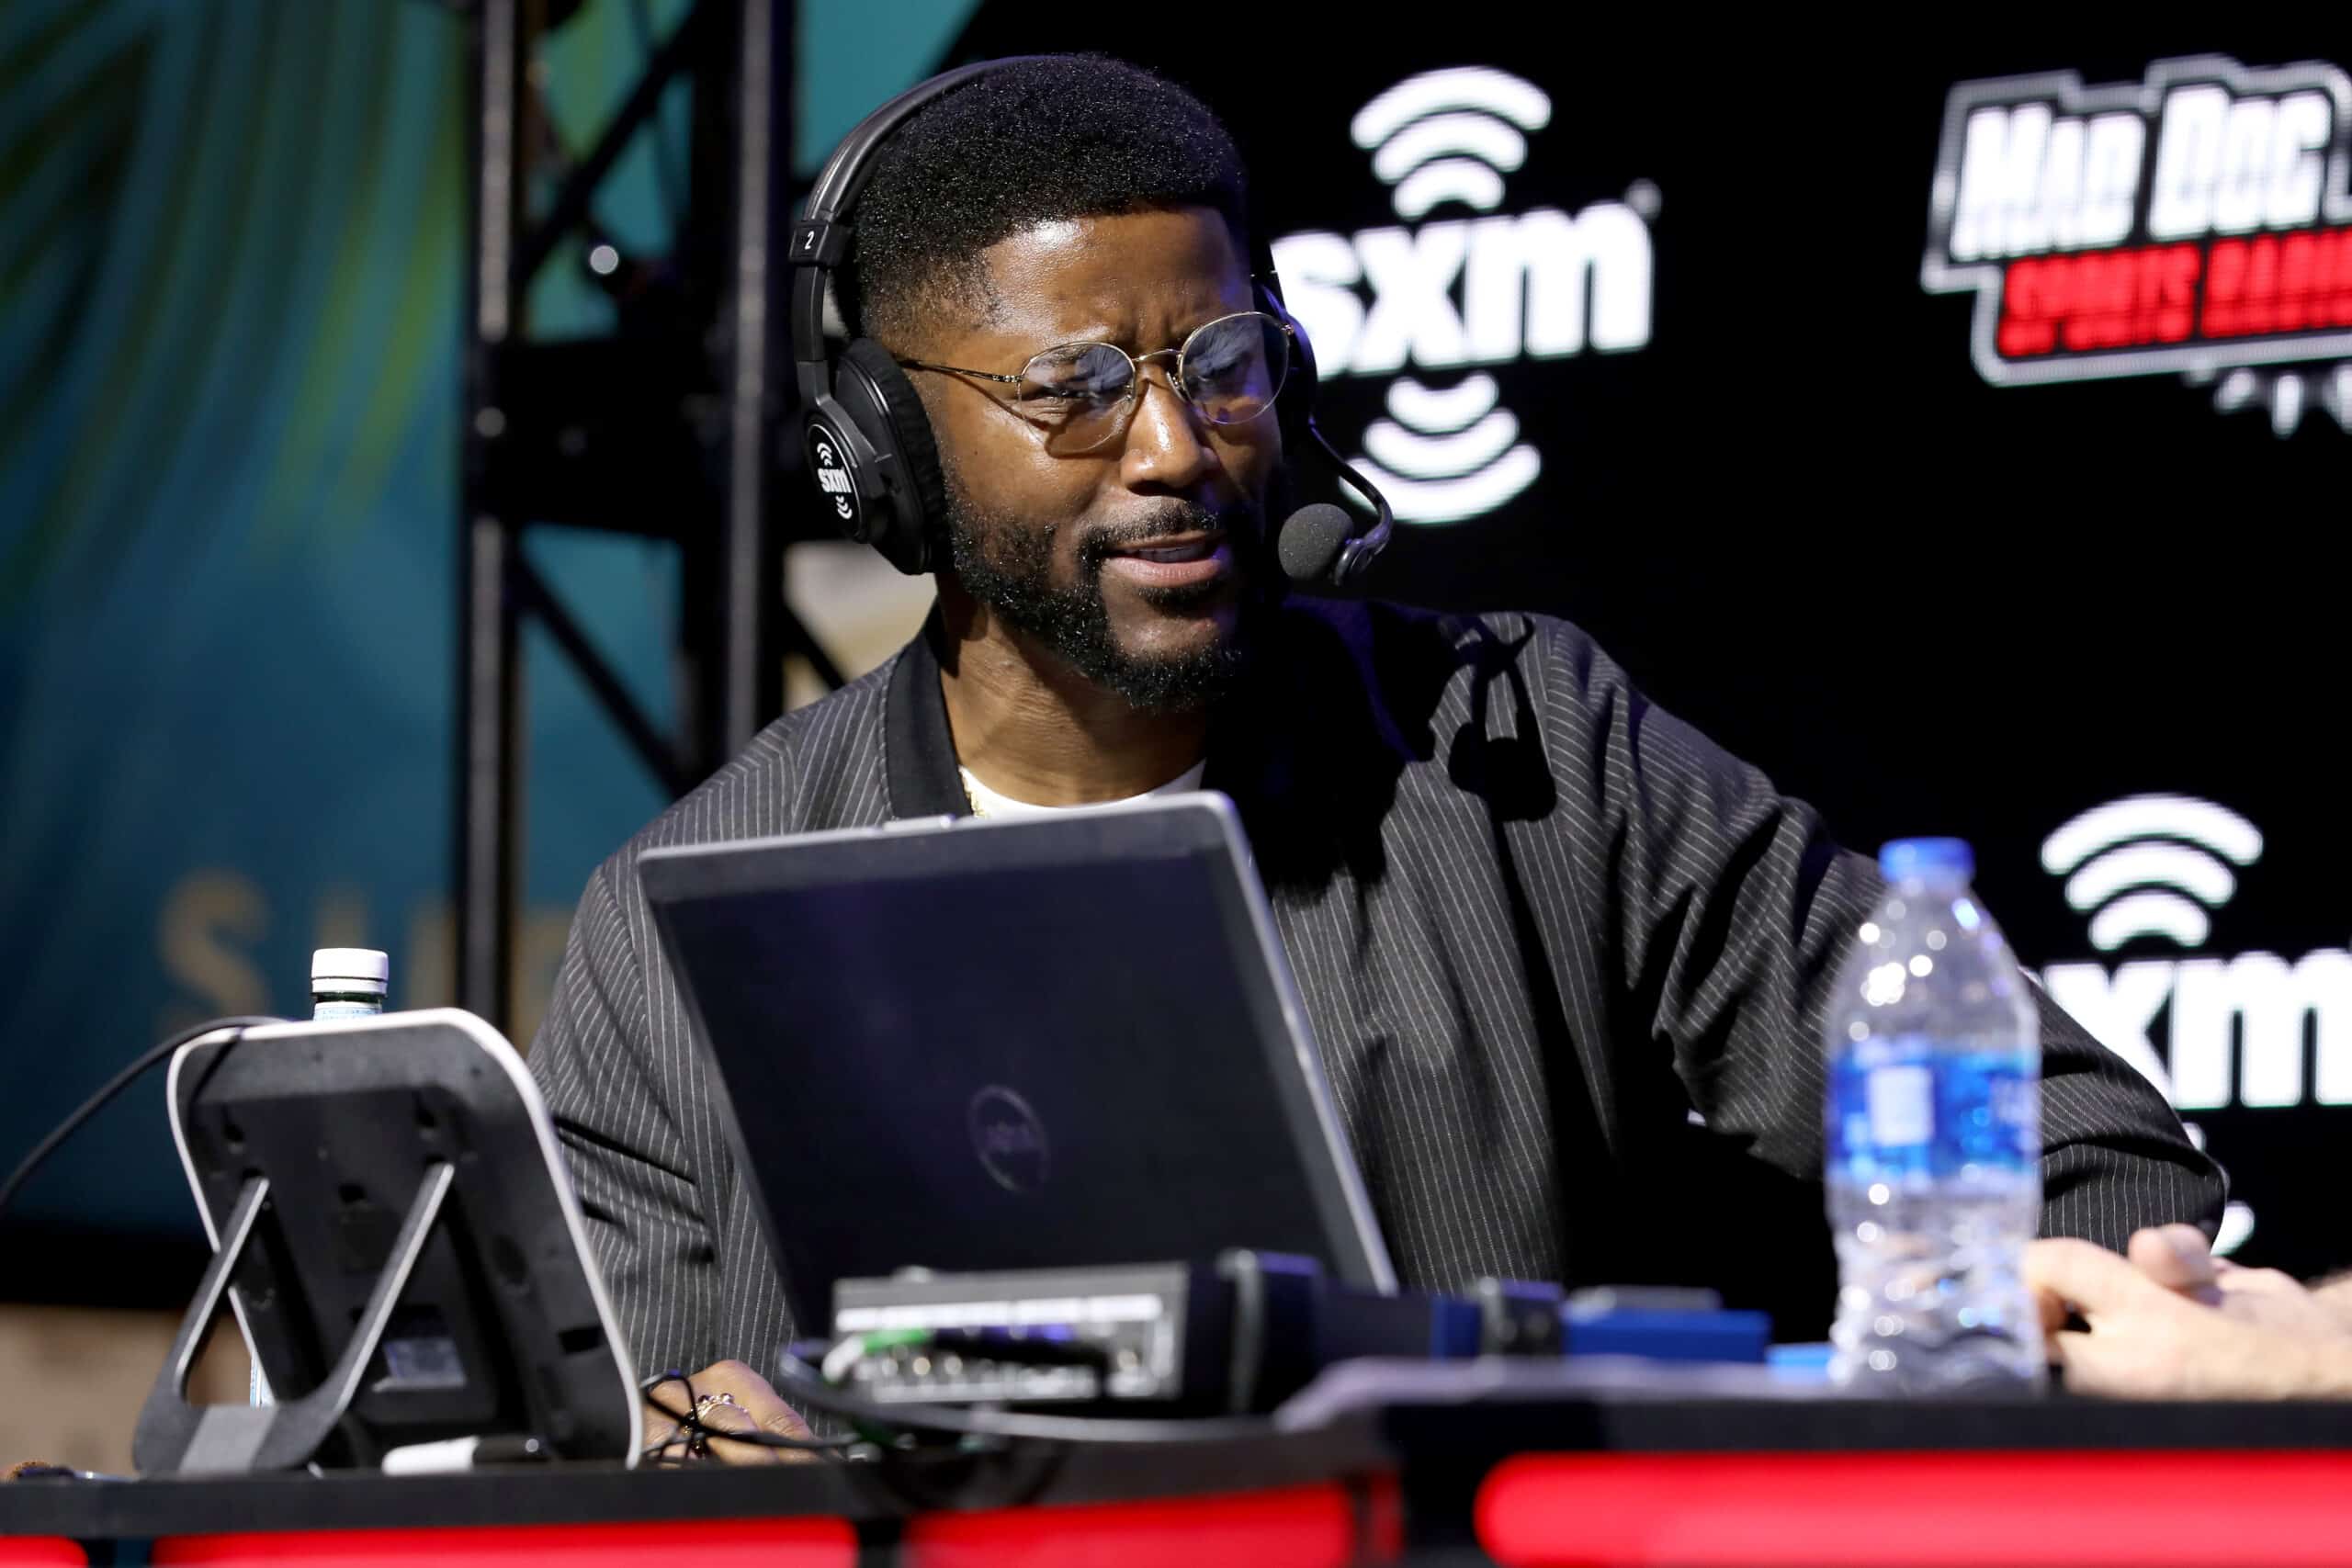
[6,1395,2352,1541]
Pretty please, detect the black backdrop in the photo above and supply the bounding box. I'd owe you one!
[943,14,2352,1282]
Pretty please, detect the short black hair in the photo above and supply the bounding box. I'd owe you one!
[840,54,1250,351]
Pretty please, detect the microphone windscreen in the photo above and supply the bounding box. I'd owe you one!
[1277,503,1352,582]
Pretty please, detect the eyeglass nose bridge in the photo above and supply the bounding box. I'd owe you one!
[1093,348,1203,452]
[1124,346,1188,404]
[1075,316,1289,453]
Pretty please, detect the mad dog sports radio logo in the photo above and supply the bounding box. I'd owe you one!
[1923,55,2352,434]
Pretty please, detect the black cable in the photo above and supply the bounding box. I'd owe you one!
[639,1368,698,1461]
[638,1346,1281,1458]
[0,1017,283,1225]
[770,1354,1279,1447]
[638,1369,862,1456]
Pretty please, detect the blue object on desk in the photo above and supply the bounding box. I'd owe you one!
[1767,1341,1835,1384]
[1428,1296,1483,1359]
[1561,1308,1772,1364]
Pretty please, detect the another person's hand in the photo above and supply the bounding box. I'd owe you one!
[2121,1223,2352,1341]
[2026,1235,2352,1400]
[642,1359,819,1464]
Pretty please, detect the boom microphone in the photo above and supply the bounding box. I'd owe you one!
[1276,505,1352,582]
[1276,419,1395,588]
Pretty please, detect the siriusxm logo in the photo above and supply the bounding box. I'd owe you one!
[803,423,859,528]
[2041,794,2265,953]
[2032,793,2332,1253]
[1272,68,1657,525]
[2030,794,2352,1111]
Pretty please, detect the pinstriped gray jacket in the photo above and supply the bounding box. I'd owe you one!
[530,600,2222,1380]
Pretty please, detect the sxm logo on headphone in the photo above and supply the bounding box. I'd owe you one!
[1272,67,1659,525]
[807,429,857,527]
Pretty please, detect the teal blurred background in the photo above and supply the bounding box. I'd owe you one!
[0,0,974,1291]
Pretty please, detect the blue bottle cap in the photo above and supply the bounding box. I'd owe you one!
[1879,837,1973,884]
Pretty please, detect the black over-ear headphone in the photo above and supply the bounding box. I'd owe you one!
[786,56,1392,585]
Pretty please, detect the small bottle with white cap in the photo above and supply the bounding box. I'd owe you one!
[311,948,390,1021]
[252,947,393,1406]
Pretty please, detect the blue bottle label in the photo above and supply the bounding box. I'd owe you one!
[1827,1035,2037,1183]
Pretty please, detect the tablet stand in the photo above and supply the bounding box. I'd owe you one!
[137,1165,454,1472]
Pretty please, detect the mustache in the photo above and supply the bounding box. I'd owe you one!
[1077,500,1260,563]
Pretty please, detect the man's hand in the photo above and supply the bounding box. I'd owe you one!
[2026,1235,2352,1401]
[641,1359,819,1465]
[2304,1269,2352,1337]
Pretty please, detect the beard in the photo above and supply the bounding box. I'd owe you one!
[942,481,1268,714]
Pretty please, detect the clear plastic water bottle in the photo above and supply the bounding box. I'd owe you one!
[1825,840,2043,1392]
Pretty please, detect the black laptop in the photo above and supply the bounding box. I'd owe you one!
[638,792,1396,1336]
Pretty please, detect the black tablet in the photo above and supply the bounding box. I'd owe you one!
[153,1010,640,1472]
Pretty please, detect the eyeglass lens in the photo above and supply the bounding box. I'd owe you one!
[1012,312,1288,453]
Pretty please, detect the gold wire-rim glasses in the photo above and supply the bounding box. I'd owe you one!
[895,310,1294,455]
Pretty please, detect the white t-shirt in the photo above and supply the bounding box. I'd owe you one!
[957,759,1207,818]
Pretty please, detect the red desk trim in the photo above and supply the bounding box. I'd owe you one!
[0,1543,83,1566]
[1478,1450,2352,1567]
[151,1516,854,1568]
[904,1479,1389,1568]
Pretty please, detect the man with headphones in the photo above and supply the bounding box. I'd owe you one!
[530,54,2222,1460]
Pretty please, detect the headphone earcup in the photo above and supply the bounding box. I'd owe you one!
[1257,281,1319,453]
[834,337,949,575]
